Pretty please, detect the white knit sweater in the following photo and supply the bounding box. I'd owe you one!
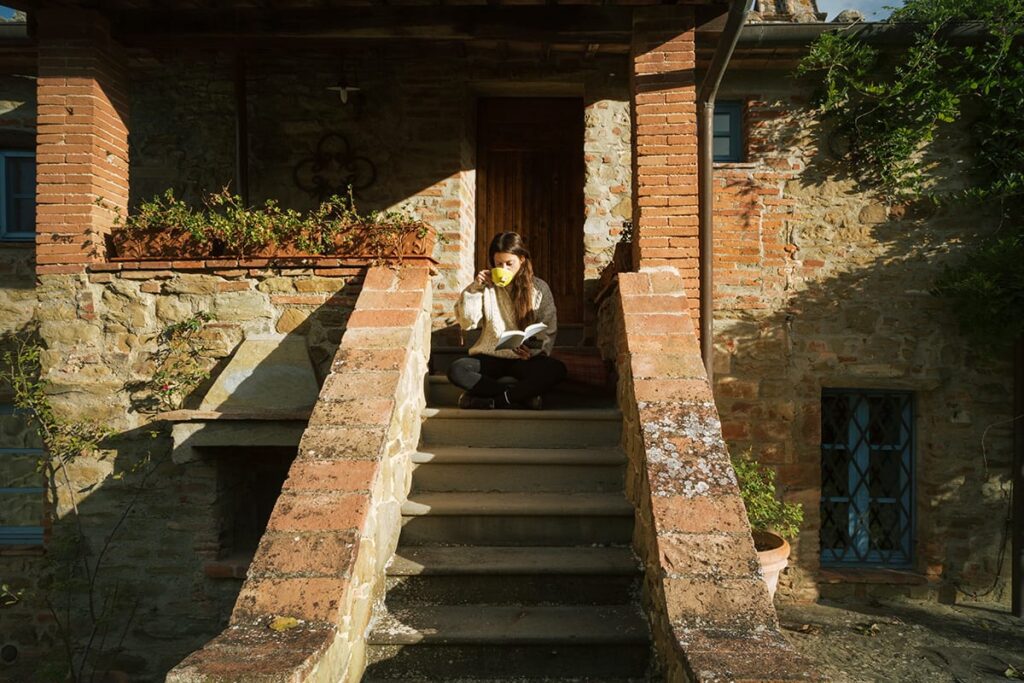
[454,276,558,359]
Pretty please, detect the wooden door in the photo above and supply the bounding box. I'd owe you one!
[476,97,585,324]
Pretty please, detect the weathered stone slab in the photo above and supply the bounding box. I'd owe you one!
[199,334,320,413]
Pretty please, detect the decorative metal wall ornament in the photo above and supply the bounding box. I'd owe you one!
[292,133,377,203]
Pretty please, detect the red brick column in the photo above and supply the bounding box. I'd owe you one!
[630,7,700,329]
[36,9,128,275]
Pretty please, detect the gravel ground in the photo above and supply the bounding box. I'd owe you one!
[777,599,1024,682]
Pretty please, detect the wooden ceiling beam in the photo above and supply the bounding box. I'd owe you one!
[110,6,638,45]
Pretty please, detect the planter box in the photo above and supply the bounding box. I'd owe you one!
[109,225,436,261]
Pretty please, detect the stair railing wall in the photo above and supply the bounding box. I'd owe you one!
[168,265,433,683]
[598,267,814,682]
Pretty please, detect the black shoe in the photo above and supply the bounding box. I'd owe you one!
[458,393,494,410]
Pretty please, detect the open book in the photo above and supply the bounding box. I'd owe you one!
[495,322,548,351]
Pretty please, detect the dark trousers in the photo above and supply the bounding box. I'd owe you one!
[447,354,567,402]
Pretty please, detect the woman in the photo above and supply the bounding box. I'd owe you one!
[449,232,567,410]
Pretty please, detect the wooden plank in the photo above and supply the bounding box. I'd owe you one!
[477,97,585,325]
[111,6,639,44]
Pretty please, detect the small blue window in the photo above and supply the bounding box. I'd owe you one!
[820,389,914,568]
[0,150,35,241]
[0,405,44,546]
[713,101,743,163]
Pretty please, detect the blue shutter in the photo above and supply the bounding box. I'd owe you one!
[713,102,743,163]
[0,150,36,241]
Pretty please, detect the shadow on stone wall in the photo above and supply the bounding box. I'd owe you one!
[0,277,366,681]
[713,116,1016,604]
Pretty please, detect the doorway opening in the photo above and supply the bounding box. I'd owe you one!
[475,97,585,326]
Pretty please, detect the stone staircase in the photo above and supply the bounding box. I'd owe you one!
[363,339,655,681]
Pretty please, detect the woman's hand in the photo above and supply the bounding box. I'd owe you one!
[513,345,531,360]
[475,269,490,287]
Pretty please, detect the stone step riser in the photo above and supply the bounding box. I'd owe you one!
[384,574,640,607]
[399,515,634,546]
[411,463,625,493]
[421,417,621,448]
[364,644,650,680]
[426,382,615,410]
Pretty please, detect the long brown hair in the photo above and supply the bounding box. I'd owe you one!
[488,232,535,329]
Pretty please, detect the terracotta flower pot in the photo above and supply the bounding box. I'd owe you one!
[396,226,436,258]
[111,226,211,260]
[330,224,436,259]
[753,530,790,600]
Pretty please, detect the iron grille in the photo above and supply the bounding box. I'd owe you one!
[820,389,914,567]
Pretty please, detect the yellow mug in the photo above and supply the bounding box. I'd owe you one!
[490,267,514,287]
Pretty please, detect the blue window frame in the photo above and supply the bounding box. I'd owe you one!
[820,389,914,568]
[713,101,743,163]
[0,150,35,241]
[0,405,44,546]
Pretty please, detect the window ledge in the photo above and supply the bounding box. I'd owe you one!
[203,553,252,580]
[0,240,34,249]
[819,568,927,585]
[713,162,759,169]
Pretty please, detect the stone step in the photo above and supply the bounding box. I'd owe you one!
[412,446,626,466]
[363,643,652,681]
[364,678,649,682]
[367,604,649,645]
[385,573,640,606]
[398,491,634,546]
[387,546,641,576]
[411,460,624,493]
[364,606,650,679]
[385,546,641,606]
[425,375,616,410]
[401,492,634,517]
[420,408,622,448]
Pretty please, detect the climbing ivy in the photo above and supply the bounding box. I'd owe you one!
[797,0,1024,348]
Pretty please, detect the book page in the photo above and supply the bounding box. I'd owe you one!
[522,322,548,341]
[495,323,547,351]
[495,330,526,351]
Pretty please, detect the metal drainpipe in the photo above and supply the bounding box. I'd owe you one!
[697,0,754,382]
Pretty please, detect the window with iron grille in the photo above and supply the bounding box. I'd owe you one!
[820,389,914,568]
[0,404,44,546]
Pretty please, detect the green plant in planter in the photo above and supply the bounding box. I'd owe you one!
[118,189,210,249]
[117,186,432,261]
[731,450,804,540]
[203,189,305,256]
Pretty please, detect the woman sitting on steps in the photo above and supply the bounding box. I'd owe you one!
[448,231,567,410]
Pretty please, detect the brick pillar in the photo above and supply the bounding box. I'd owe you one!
[630,7,700,329]
[36,9,128,275]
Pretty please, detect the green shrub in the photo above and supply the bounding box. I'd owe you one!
[731,450,804,540]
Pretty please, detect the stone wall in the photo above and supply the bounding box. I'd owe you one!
[0,264,362,681]
[599,268,813,682]
[711,69,1016,604]
[0,63,45,680]
[168,265,431,683]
